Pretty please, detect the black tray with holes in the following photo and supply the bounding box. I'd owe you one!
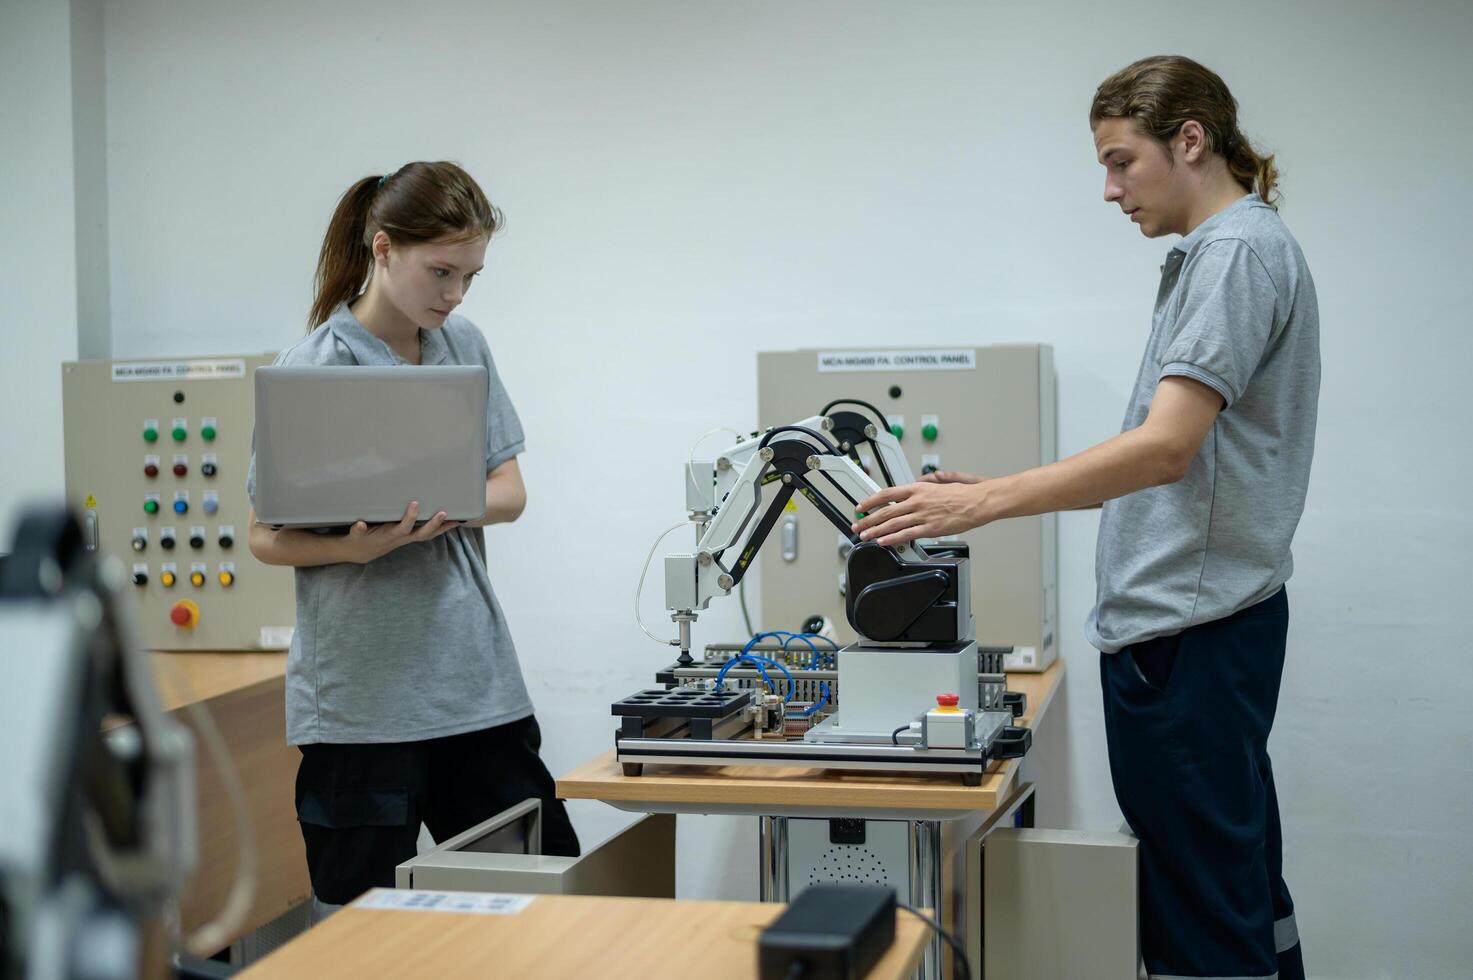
[611,687,750,719]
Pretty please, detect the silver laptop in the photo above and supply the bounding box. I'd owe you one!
[253,365,488,527]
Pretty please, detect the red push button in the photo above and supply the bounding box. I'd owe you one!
[169,600,199,628]
[173,462,188,477]
[144,462,159,478]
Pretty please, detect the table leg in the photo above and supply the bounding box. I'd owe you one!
[1019,786,1036,829]
[909,818,943,979]
[758,815,789,902]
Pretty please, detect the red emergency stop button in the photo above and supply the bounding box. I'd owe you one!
[936,692,960,708]
[169,600,199,628]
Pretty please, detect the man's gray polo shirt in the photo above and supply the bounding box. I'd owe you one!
[1086,194,1320,653]
[248,303,533,744]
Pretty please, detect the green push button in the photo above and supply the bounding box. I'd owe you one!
[201,424,217,441]
[143,499,159,515]
[889,423,904,440]
[143,426,159,443]
[922,422,938,441]
[171,426,187,442]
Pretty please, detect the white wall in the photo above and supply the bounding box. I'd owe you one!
[6,1,1469,976]
[71,0,111,361]
[0,0,82,535]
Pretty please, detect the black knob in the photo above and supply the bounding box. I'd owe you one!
[218,533,234,549]
[131,536,147,552]
[132,571,148,586]
[189,533,205,549]
[173,390,185,403]
[201,462,217,477]
[922,463,938,475]
[888,385,903,399]
[160,535,176,550]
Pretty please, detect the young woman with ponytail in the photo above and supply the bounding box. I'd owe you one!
[246,162,579,919]
[853,57,1317,980]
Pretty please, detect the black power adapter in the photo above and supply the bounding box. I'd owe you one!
[758,884,896,980]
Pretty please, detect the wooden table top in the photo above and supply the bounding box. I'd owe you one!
[147,650,287,711]
[558,660,1064,814]
[238,890,929,980]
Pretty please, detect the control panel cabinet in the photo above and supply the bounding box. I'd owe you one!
[62,355,295,651]
[756,346,1057,671]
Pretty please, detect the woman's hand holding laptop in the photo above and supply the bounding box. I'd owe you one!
[341,500,460,563]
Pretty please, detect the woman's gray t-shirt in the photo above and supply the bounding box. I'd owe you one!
[1086,194,1321,653]
[247,303,533,744]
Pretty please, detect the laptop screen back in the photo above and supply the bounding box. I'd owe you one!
[253,365,488,526]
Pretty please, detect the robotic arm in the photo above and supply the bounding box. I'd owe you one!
[706,403,913,506]
[0,508,196,980]
[818,398,915,489]
[665,420,969,663]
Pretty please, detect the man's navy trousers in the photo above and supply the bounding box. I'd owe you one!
[1102,586,1305,980]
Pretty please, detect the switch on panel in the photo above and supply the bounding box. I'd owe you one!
[169,600,199,627]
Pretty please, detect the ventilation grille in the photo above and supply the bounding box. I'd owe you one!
[807,844,892,887]
[234,900,311,963]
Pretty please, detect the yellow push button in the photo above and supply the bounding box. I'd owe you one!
[189,570,206,588]
[218,570,235,588]
[160,570,176,588]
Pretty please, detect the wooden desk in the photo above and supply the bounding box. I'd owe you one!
[238,890,930,980]
[147,651,309,948]
[151,651,289,711]
[556,661,1064,979]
